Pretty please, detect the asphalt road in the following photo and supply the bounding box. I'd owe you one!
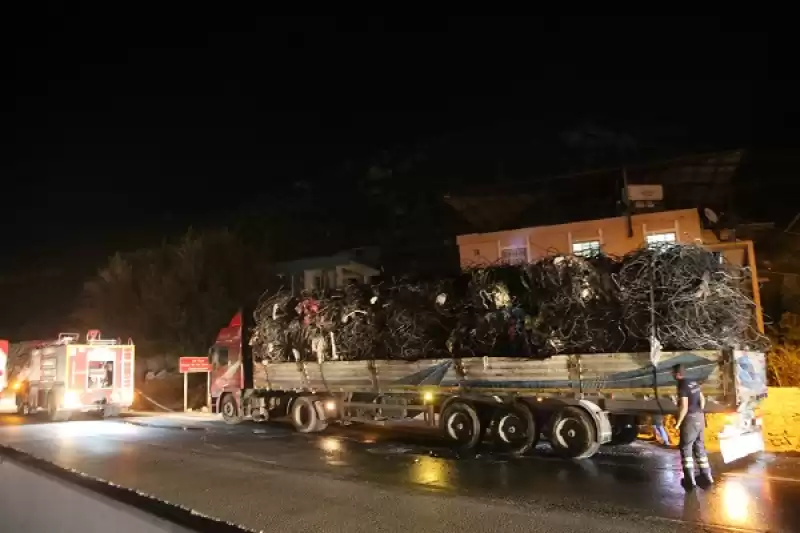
[0,412,798,533]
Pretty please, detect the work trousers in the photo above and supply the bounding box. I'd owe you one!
[679,412,712,483]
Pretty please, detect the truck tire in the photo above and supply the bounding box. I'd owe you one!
[220,393,244,425]
[47,395,70,422]
[291,396,328,433]
[440,399,482,452]
[16,399,30,416]
[492,401,539,456]
[549,406,600,459]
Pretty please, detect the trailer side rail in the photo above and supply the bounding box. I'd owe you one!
[253,350,733,412]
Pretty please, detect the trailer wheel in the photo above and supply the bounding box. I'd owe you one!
[291,396,328,433]
[492,402,539,456]
[220,393,243,425]
[549,406,600,459]
[440,400,482,452]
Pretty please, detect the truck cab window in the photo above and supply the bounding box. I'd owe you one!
[211,346,229,367]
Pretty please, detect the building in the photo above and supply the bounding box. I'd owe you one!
[273,247,381,294]
[455,207,765,333]
[456,208,704,268]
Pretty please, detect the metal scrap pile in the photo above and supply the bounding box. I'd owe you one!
[251,245,765,362]
[614,245,767,351]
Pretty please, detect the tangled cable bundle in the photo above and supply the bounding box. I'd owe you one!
[613,245,767,351]
[523,254,625,356]
[250,245,767,362]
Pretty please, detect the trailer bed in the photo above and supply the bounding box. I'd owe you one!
[251,350,767,414]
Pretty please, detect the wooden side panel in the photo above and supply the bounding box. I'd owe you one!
[250,351,739,409]
[577,350,724,398]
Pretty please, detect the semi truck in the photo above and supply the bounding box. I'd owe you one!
[208,311,767,461]
[3,330,136,420]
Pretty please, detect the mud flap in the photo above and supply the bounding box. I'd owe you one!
[720,430,764,464]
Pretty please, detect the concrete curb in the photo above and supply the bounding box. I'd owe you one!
[123,419,212,432]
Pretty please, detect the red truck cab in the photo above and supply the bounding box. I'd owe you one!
[209,312,250,419]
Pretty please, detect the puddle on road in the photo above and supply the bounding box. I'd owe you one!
[366,445,416,456]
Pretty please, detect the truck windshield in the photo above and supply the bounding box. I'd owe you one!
[210,346,229,367]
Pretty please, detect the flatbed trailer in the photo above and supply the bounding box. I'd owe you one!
[209,313,767,461]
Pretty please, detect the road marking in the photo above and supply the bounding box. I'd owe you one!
[723,472,800,484]
[649,515,769,533]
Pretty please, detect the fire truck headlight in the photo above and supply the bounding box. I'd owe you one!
[63,391,82,409]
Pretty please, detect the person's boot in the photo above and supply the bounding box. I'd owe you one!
[696,469,714,489]
[681,469,696,491]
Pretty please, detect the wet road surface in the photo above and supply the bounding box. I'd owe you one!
[1,412,799,532]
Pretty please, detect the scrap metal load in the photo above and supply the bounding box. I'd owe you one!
[251,245,767,362]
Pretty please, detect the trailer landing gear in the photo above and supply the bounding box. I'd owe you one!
[607,415,638,445]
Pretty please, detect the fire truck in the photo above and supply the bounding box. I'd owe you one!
[3,330,135,421]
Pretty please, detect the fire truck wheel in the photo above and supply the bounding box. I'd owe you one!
[220,394,243,425]
[46,396,70,422]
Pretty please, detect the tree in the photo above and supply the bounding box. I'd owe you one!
[767,312,800,387]
[72,228,271,359]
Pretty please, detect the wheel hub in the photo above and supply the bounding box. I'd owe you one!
[497,412,530,445]
[448,413,473,441]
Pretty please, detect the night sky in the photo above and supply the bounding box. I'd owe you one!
[4,15,798,338]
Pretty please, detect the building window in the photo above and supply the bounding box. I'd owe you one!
[572,240,601,257]
[500,246,527,265]
[646,232,677,247]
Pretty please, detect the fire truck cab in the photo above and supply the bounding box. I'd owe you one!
[11,330,135,421]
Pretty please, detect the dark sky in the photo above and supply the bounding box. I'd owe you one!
[3,15,798,336]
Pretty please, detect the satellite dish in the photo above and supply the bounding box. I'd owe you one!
[704,207,719,225]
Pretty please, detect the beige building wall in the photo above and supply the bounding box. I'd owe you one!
[456,208,704,268]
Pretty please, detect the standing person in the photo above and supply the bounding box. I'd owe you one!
[652,413,670,446]
[673,363,714,490]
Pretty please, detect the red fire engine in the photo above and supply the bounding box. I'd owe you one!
[4,330,135,420]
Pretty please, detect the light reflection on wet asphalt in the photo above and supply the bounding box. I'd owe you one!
[1,413,799,532]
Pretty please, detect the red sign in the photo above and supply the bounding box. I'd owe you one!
[179,356,211,373]
[0,340,7,390]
